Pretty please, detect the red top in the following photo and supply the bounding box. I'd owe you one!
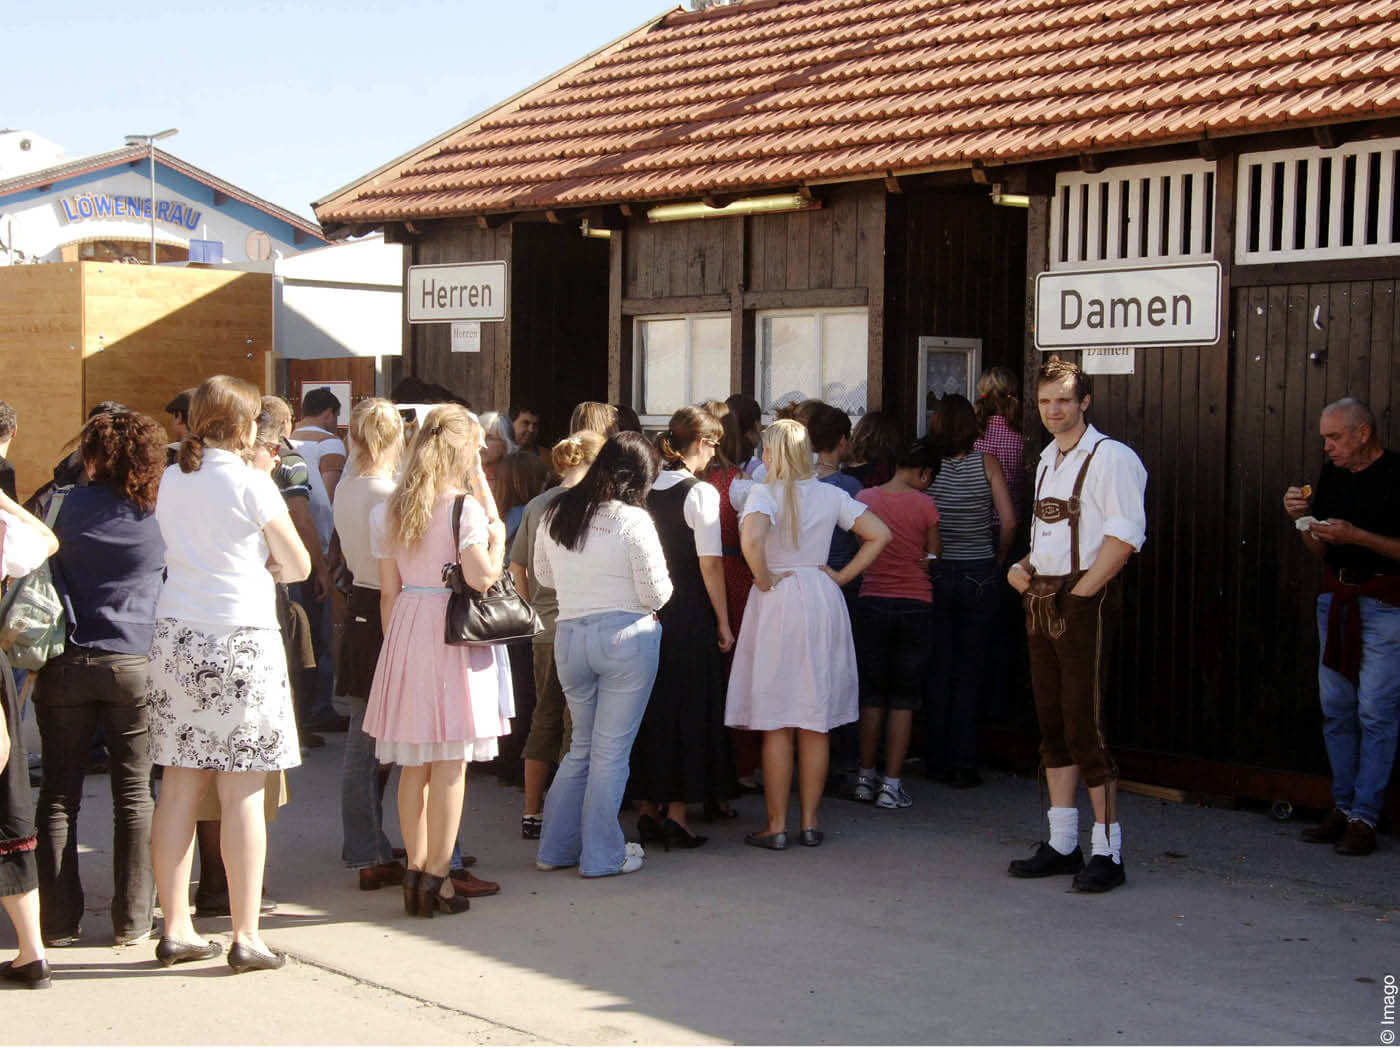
[855,487,940,603]
[974,414,1025,522]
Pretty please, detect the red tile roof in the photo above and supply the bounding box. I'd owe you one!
[315,0,1400,225]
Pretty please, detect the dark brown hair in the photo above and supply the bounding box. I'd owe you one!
[723,394,761,466]
[1036,356,1092,401]
[80,411,166,513]
[933,394,980,457]
[698,400,736,473]
[806,403,852,454]
[179,375,261,473]
[496,450,550,519]
[849,410,902,467]
[546,433,660,552]
[657,405,722,466]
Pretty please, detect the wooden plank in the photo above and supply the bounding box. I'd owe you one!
[747,211,765,292]
[1372,282,1396,447]
[808,203,834,291]
[831,193,858,288]
[741,288,868,310]
[729,217,747,395]
[786,210,810,291]
[1232,256,1400,288]
[494,227,514,411]
[666,218,689,298]
[1023,188,1051,441]
[608,230,625,403]
[623,294,732,316]
[1348,282,1373,404]
[762,211,787,293]
[1118,779,1189,804]
[866,193,886,413]
[1325,282,1352,407]
[631,222,653,300]
[702,220,726,297]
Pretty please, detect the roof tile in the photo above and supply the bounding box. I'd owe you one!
[317,0,1400,224]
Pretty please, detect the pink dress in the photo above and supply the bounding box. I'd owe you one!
[364,495,513,764]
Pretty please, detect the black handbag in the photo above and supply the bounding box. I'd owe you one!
[442,494,543,646]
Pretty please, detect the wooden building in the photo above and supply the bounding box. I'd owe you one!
[315,0,1400,804]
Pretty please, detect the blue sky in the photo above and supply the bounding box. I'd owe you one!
[11,0,671,220]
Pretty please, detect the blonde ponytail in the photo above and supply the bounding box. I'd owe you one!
[763,419,815,547]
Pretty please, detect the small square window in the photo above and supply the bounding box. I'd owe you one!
[757,308,868,418]
[635,314,730,423]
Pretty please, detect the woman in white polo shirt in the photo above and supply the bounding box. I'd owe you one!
[147,375,311,974]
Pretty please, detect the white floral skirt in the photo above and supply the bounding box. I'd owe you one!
[146,618,301,772]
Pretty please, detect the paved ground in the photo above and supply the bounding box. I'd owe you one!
[6,719,1397,1045]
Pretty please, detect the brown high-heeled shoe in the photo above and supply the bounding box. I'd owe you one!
[416,873,469,918]
[402,869,423,917]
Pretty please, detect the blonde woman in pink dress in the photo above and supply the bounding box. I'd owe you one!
[364,405,510,918]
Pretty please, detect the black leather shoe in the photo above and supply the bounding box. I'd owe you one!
[1072,854,1126,892]
[228,941,286,973]
[155,936,223,967]
[662,818,708,850]
[1334,818,1378,856]
[1301,807,1349,844]
[402,869,422,917]
[636,814,665,847]
[1008,841,1085,878]
[0,958,52,988]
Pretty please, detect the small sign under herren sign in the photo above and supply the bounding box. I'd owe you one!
[1034,262,1221,350]
[407,262,507,323]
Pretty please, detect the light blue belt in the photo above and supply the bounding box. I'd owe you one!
[401,585,450,595]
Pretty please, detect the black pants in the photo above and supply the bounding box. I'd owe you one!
[927,558,1002,773]
[35,647,154,943]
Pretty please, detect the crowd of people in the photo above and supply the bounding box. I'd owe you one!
[3,356,1387,990]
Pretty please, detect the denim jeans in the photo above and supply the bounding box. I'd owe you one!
[34,647,154,943]
[927,558,1002,773]
[537,611,661,877]
[340,697,394,868]
[292,581,337,725]
[1316,595,1400,827]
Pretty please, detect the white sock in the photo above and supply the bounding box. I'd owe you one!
[859,767,876,780]
[883,776,901,791]
[1091,822,1122,863]
[1048,807,1078,855]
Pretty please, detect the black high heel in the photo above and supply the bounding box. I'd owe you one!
[636,813,665,846]
[416,873,469,917]
[402,869,422,917]
[662,818,708,850]
[703,800,739,821]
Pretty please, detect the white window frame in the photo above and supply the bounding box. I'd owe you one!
[632,312,731,428]
[754,306,869,421]
[915,336,983,438]
[1051,159,1216,271]
[1235,137,1400,264]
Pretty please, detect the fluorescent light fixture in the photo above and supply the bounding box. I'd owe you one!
[990,183,1029,208]
[579,219,613,239]
[647,193,817,223]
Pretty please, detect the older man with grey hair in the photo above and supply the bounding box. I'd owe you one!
[1283,397,1400,856]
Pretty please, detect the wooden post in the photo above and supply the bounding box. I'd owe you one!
[1022,176,1052,446]
[729,216,747,395]
[608,228,625,404]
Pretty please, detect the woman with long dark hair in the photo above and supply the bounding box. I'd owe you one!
[36,411,167,949]
[630,406,735,849]
[533,434,671,878]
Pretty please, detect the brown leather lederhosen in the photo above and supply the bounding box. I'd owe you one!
[1023,440,1120,789]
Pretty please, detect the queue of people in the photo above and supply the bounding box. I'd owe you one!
[13,354,1394,991]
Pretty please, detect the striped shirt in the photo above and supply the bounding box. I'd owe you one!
[930,453,994,560]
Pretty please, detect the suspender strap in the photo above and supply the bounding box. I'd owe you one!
[1067,442,1101,576]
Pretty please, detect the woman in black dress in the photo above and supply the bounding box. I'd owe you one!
[629,406,736,849]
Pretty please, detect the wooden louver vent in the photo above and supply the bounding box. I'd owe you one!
[1050,160,1217,272]
[1236,138,1400,265]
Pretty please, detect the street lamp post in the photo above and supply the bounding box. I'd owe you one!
[123,128,178,264]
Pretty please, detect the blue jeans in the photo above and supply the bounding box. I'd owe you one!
[537,611,661,877]
[340,697,394,868]
[1316,595,1400,827]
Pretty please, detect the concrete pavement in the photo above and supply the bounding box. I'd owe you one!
[5,727,1396,1045]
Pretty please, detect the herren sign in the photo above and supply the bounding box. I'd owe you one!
[1034,262,1221,350]
[407,262,507,323]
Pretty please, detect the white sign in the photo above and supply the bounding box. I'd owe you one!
[407,261,506,323]
[1082,347,1136,375]
[451,321,481,353]
[1035,262,1221,350]
[299,381,353,427]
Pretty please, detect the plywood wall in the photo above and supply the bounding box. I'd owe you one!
[0,266,85,500]
[82,263,272,433]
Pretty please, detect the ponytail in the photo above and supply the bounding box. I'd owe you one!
[658,405,721,469]
[178,433,204,473]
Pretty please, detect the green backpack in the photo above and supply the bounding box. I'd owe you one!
[0,489,68,671]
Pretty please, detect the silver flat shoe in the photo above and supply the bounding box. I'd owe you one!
[744,830,788,850]
[799,828,824,847]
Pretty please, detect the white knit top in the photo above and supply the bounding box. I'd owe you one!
[533,501,673,622]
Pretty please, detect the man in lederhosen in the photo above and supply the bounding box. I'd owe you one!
[1006,358,1147,892]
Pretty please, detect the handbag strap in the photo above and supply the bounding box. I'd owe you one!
[43,487,69,530]
[451,493,466,556]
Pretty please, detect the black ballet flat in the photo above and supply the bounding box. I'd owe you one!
[662,818,708,850]
[703,801,740,821]
[155,936,223,967]
[0,958,52,989]
[228,941,286,973]
[636,813,665,846]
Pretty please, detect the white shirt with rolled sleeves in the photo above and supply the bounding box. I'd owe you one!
[1027,424,1148,578]
[533,501,673,622]
[652,469,722,557]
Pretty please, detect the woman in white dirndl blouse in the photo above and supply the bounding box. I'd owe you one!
[725,420,889,850]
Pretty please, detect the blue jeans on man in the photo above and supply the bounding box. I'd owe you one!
[537,611,661,877]
[1316,594,1400,827]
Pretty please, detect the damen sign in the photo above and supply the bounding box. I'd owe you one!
[1034,262,1221,350]
[406,261,507,323]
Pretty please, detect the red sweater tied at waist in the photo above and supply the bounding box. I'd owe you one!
[1320,567,1400,685]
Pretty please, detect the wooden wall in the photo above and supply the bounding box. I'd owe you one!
[286,358,377,422]
[83,264,271,436]
[885,187,1028,433]
[0,265,84,500]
